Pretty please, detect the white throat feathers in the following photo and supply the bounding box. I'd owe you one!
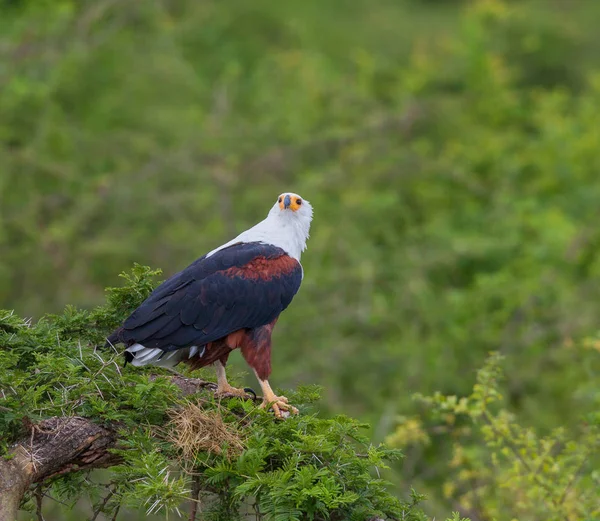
[207,193,313,262]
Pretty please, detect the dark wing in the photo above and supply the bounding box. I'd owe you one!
[108,242,303,351]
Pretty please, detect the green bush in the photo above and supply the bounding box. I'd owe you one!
[387,352,600,520]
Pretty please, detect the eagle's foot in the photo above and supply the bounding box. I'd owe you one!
[260,394,299,419]
[215,382,255,399]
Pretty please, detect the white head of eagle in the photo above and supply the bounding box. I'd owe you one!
[107,192,313,418]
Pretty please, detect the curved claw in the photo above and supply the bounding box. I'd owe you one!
[215,384,255,400]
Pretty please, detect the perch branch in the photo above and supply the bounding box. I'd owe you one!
[0,375,234,521]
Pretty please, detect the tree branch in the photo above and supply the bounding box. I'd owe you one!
[0,375,231,521]
[35,486,45,521]
[0,416,117,521]
[90,484,116,521]
[189,473,201,521]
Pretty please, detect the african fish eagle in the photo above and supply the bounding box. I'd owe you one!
[107,192,312,417]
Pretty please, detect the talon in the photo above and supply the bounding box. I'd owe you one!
[272,403,282,418]
[215,383,255,399]
[213,361,254,400]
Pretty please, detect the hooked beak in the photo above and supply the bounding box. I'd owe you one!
[283,194,291,209]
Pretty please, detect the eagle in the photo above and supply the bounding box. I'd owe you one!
[107,193,312,417]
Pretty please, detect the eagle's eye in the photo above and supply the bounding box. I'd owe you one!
[278,197,282,203]
[296,198,302,205]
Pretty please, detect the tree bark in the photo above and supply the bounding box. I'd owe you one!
[0,456,29,521]
[0,417,118,521]
[0,375,223,521]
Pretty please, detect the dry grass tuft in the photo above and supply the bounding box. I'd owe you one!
[167,402,245,462]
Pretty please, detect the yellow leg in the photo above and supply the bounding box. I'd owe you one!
[214,361,252,398]
[253,370,299,418]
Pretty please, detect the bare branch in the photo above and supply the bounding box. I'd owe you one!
[35,486,45,521]
[90,485,116,521]
[110,504,121,521]
[189,473,201,521]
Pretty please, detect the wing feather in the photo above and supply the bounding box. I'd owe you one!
[129,314,178,342]
[154,315,185,339]
[113,242,303,352]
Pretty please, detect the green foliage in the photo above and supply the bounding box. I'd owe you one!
[0,265,172,453]
[388,352,600,520]
[221,412,405,521]
[1,266,432,521]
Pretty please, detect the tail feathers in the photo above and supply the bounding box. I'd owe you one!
[124,344,205,368]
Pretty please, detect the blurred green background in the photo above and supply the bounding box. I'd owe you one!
[2,0,600,519]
